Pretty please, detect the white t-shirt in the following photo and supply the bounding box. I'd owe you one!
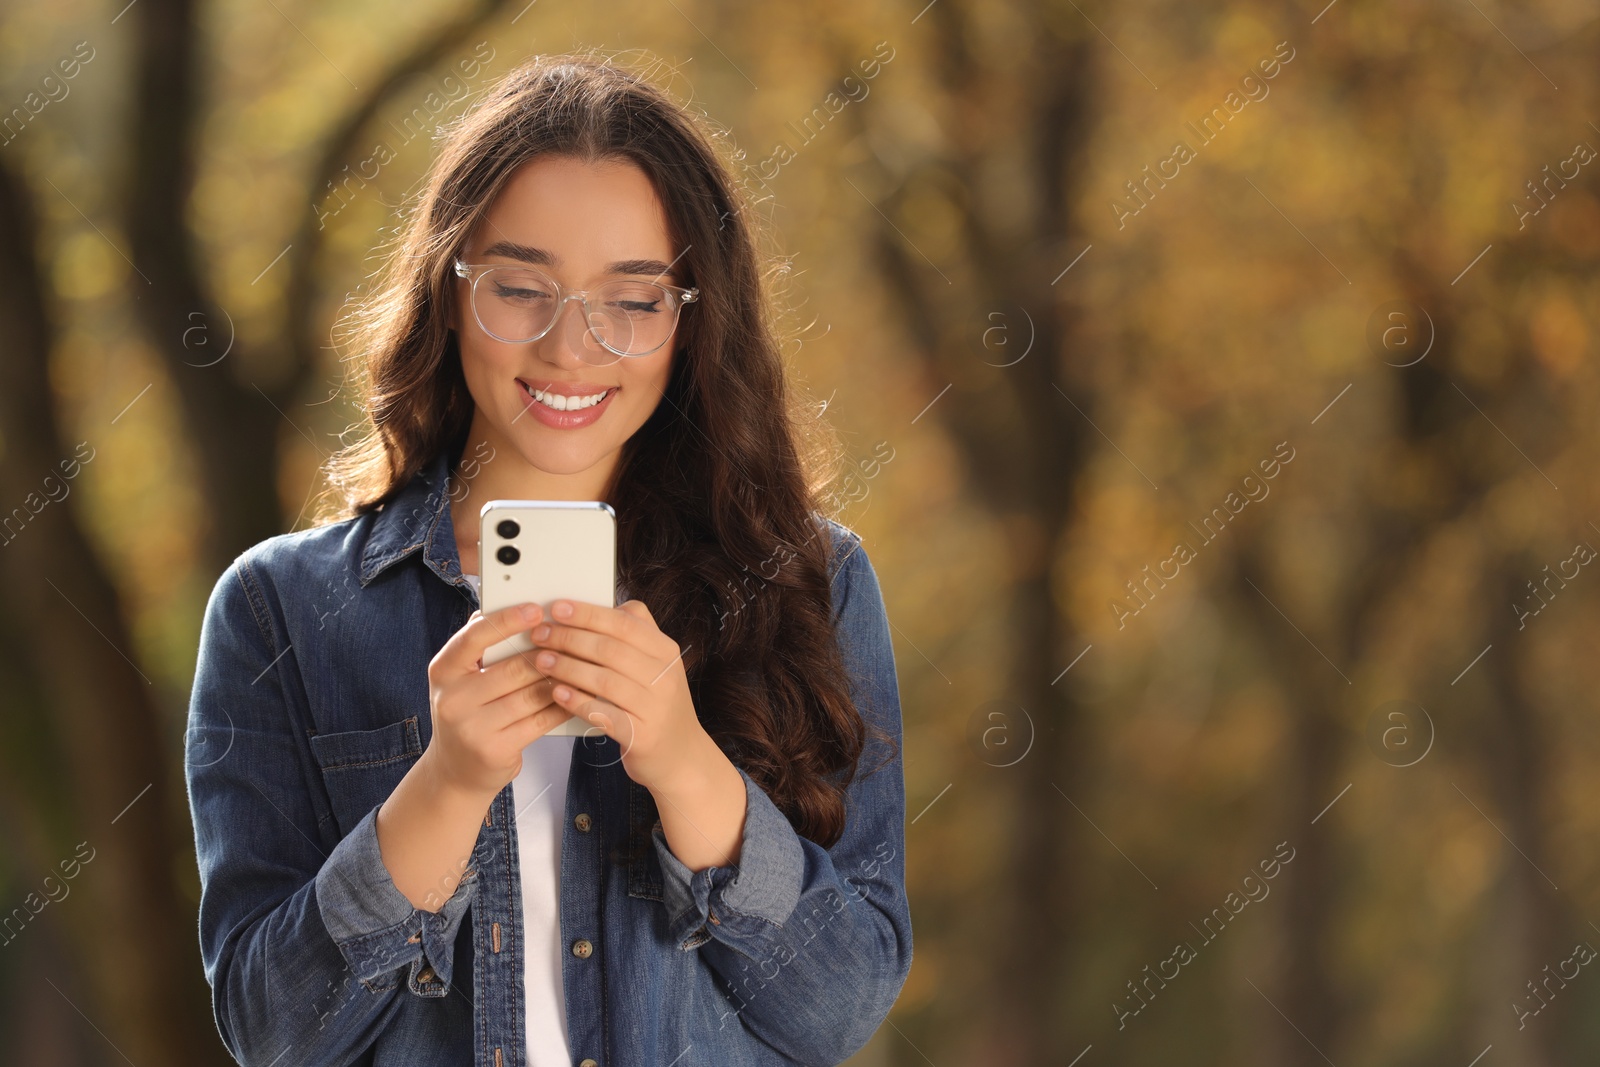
[462,572,574,1066]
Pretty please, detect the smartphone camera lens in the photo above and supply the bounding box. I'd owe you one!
[496,519,520,540]
[496,545,520,565]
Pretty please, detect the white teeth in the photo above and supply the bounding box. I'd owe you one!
[522,383,610,411]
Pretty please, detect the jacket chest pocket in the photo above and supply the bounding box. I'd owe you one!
[309,715,424,838]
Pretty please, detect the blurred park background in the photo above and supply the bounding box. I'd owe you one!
[2,0,1599,1063]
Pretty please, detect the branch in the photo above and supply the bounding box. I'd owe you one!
[285,0,523,376]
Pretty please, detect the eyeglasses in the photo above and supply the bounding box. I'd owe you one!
[452,258,699,365]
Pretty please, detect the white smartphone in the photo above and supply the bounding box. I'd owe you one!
[479,499,617,738]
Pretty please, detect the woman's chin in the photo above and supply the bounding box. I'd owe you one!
[510,441,616,481]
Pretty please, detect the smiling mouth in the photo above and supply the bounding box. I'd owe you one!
[518,380,616,411]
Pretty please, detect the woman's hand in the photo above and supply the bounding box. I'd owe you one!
[528,598,714,796]
[423,602,577,801]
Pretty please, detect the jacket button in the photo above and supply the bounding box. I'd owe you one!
[574,812,592,832]
[579,1060,599,1067]
[417,965,435,982]
[572,938,593,959]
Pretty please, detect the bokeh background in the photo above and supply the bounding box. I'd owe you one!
[2,0,1598,1063]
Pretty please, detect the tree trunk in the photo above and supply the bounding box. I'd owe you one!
[0,151,227,1067]
[845,4,1102,1058]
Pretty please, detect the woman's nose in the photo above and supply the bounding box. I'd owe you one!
[539,294,613,366]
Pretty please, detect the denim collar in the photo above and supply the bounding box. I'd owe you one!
[357,450,465,587]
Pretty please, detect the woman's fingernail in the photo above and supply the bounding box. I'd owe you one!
[532,624,550,640]
[520,603,541,622]
[554,685,571,700]
[554,601,573,618]
[538,652,556,669]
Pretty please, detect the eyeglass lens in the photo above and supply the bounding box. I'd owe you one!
[472,266,683,360]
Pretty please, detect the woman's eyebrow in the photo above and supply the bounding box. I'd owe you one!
[480,240,679,281]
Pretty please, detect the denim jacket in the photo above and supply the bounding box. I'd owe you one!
[183,448,913,1067]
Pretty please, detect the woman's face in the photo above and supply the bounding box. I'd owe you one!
[449,154,684,488]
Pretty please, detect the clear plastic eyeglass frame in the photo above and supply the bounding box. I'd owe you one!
[452,257,700,362]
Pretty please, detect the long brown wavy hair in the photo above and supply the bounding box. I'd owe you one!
[310,51,895,849]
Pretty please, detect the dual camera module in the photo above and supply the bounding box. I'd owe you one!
[494,518,521,565]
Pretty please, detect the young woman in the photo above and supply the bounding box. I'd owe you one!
[185,53,911,1067]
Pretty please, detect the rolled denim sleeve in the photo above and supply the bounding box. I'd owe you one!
[652,765,804,949]
[185,554,476,1065]
[651,525,914,1064]
[314,803,479,990]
